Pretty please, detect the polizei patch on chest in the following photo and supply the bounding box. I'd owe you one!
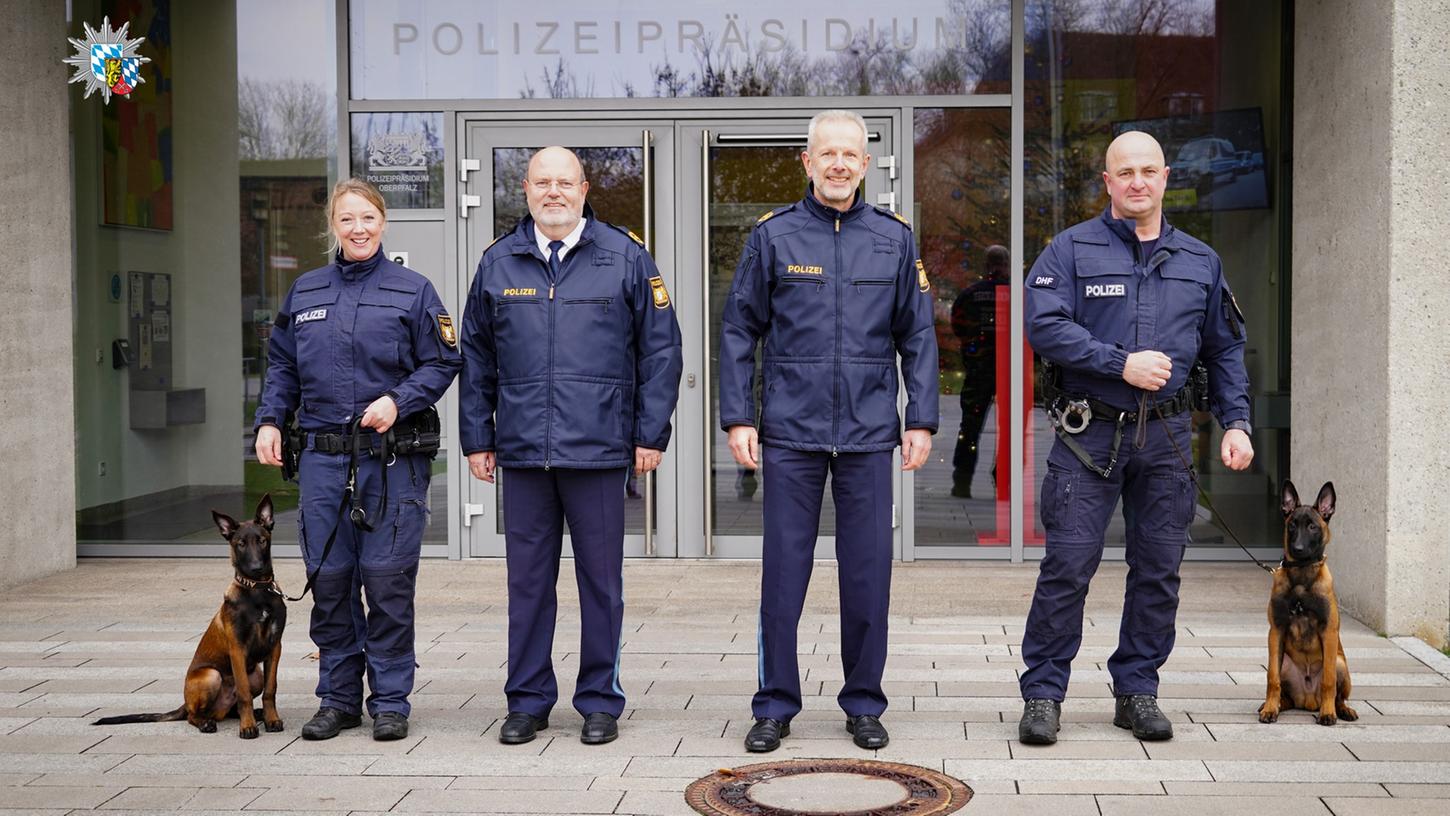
[294,308,327,324]
[1084,283,1127,298]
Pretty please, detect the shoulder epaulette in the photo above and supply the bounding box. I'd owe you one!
[599,221,649,249]
[625,229,646,247]
[875,205,912,229]
[756,203,796,225]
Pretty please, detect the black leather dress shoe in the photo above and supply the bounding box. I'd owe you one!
[1018,698,1061,745]
[1114,694,1173,741]
[372,711,408,741]
[498,711,548,744]
[744,717,789,753]
[301,707,361,741]
[846,714,889,749]
[580,712,619,745]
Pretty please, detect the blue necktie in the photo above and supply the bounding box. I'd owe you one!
[547,240,564,281]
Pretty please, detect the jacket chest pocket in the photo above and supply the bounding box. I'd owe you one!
[1158,259,1212,327]
[358,284,418,372]
[1074,258,1134,337]
[844,277,896,343]
[291,286,339,365]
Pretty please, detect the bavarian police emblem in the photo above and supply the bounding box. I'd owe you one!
[649,276,671,309]
[437,314,458,348]
[63,17,150,104]
[916,259,931,293]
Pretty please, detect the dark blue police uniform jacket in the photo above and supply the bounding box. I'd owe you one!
[255,251,462,433]
[719,187,940,447]
[1025,209,1249,426]
[458,206,683,467]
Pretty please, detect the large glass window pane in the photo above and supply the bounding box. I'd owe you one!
[1024,0,1288,551]
[913,108,1013,550]
[350,1,1011,100]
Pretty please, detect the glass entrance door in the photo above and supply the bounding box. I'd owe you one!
[458,120,676,558]
[674,118,901,559]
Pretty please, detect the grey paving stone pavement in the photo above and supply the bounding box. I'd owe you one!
[0,558,1447,815]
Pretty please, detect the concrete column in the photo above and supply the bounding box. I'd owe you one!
[1294,0,1450,646]
[0,2,76,590]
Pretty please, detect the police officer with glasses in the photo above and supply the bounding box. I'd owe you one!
[1018,131,1253,745]
[460,147,682,746]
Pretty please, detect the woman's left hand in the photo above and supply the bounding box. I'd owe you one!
[360,395,399,432]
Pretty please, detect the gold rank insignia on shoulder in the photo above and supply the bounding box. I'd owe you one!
[893,211,912,227]
[649,276,671,309]
[437,314,458,348]
[916,259,931,293]
[626,229,646,247]
[757,209,777,224]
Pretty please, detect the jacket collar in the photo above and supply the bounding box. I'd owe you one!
[1100,208,1178,249]
[800,183,868,224]
[510,203,599,257]
[335,246,384,281]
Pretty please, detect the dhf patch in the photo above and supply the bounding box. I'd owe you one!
[916,259,930,293]
[1030,274,1057,288]
[437,313,458,348]
[295,308,327,325]
[649,276,671,309]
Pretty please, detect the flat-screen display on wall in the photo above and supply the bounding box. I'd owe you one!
[1114,107,1270,212]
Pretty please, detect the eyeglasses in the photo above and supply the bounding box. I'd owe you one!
[529,179,581,193]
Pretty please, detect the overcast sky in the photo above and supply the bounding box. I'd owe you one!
[236,0,336,86]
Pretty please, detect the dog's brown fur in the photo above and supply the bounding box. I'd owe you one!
[92,495,287,738]
[1258,480,1357,726]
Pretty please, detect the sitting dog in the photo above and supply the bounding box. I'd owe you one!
[1258,480,1357,726]
[93,495,287,738]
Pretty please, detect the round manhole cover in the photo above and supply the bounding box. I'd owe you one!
[685,759,973,816]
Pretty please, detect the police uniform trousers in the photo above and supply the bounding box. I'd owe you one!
[952,350,997,491]
[1019,412,1196,701]
[298,450,430,719]
[501,466,628,720]
[754,446,894,723]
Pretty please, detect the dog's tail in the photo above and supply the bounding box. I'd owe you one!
[92,705,186,725]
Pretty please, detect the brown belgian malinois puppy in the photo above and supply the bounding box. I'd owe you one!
[1258,480,1357,726]
[92,495,287,738]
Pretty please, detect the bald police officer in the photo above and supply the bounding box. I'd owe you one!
[460,147,682,746]
[1018,131,1253,745]
[720,110,939,753]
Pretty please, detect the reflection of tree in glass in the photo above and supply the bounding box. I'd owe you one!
[491,148,644,241]
[239,78,335,160]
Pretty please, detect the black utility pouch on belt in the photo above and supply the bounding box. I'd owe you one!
[392,405,442,460]
[280,411,304,482]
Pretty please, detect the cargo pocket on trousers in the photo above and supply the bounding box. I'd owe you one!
[1174,471,1197,530]
[389,498,428,564]
[1040,467,1077,535]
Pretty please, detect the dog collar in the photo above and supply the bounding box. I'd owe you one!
[234,574,285,596]
[1278,557,1324,570]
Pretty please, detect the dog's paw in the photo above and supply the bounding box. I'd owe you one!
[239,724,259,739]
[199,720,217,733]
[1316,711,1337,726]
[265,719,284,732]
[1257,703,1279,723]
[1338,704,1358,722]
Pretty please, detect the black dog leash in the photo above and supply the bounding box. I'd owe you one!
[1150,396,1275,574]
[287,419,393,602]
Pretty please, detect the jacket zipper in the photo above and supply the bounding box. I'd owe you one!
[833,214,842,456]
[545,261,556,469]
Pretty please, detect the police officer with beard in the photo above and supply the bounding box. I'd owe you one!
[460,147,682,746]
[255,178,461,741]
[1018,131,1253,745]
[720,110,939,753]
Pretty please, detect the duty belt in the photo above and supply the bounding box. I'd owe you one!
[1047,388,1193,479]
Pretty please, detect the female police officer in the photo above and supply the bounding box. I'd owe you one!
[254,178,461,741]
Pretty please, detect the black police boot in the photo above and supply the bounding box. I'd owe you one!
[498,711,548,745]
[580,712,619,745]
[744,718,789,753]
[846,714,889,749]
[1114,694,1173,740]
[1018,698,1061,745]
[372,711,408,741]
[301,707,362,741]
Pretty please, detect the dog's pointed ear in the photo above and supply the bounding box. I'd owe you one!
[1315,482,1336,523]
[1280,480,1300,517]
[255,494,274,531]
[212,511,239,541]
